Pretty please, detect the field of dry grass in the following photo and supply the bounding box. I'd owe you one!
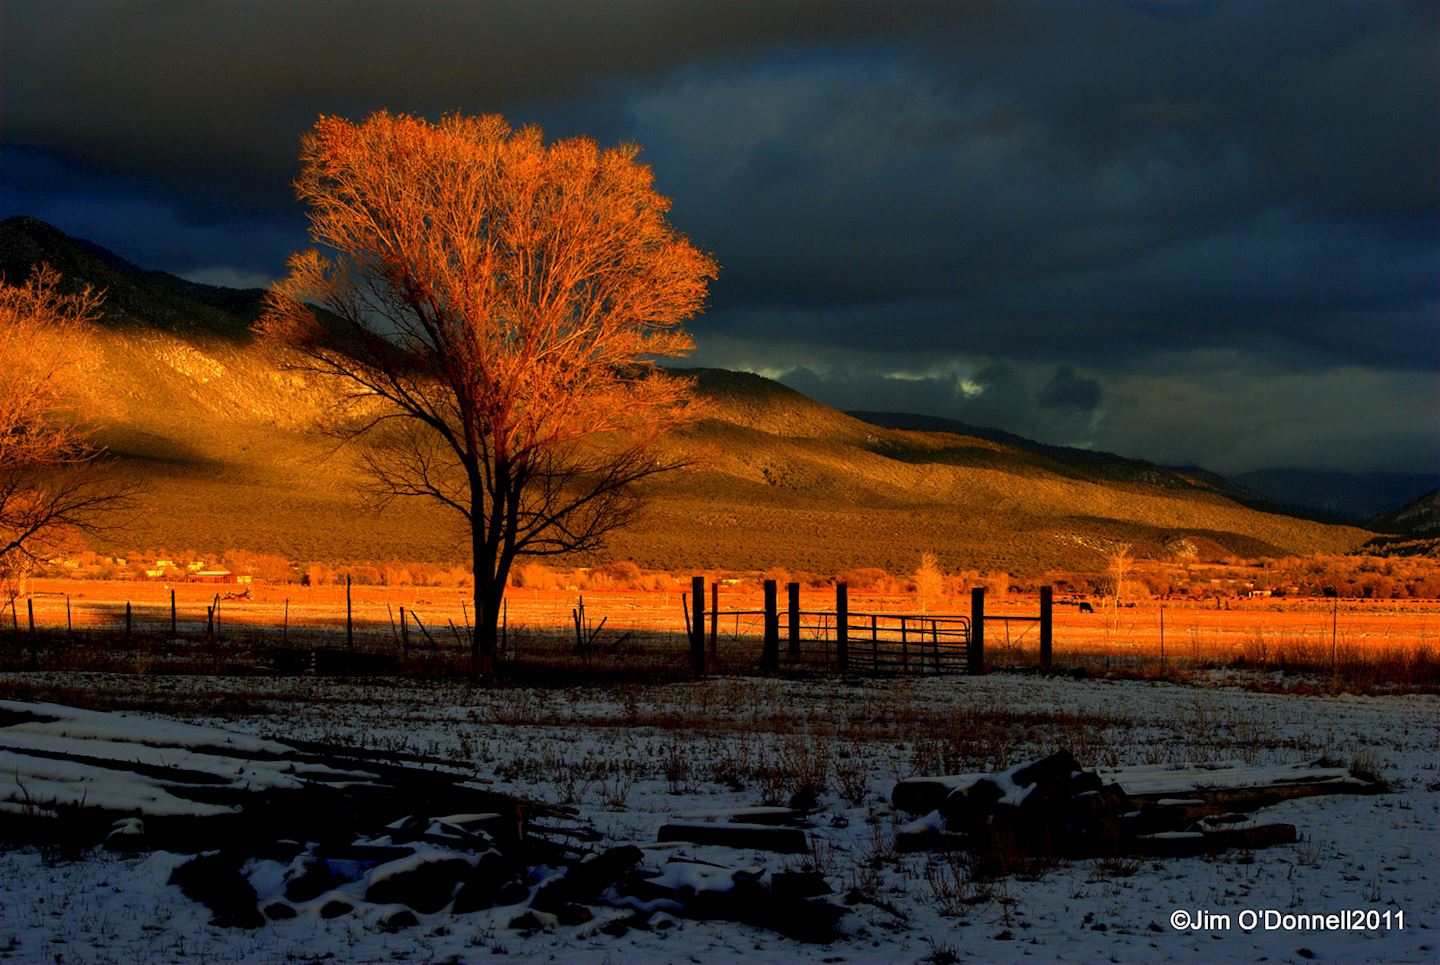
[9,578,1436,693]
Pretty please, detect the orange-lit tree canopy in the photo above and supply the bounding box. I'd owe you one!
[258,112,716,671]
[0,266,124,593]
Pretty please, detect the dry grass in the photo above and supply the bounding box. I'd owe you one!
[6,577,1437,695]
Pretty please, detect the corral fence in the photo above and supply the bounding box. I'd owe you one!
[6,576,1053,679]
[681,578,1055,676]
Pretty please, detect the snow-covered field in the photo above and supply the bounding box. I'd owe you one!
[1,671,1436,964]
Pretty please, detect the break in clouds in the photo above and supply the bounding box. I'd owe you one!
[2,0,1436,474]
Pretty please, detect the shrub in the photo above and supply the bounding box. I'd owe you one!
[838,567,895,592]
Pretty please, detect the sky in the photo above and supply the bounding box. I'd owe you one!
[2,0,1436,476]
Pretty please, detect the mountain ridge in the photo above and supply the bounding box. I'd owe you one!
[1,215,1374,573]
[1235,467,1440,523]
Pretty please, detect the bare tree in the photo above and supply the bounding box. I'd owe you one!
[0,266,129,600]
[913,552,944,615]
[258,112,716,673]
[1105,543,1132,638]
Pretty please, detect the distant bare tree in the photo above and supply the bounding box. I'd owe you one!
[913,552,944,614]
[1105,543,1133,636]
[258,112,715,673]
[0,266,130,600]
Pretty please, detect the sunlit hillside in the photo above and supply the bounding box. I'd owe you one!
[3,217,1370,575]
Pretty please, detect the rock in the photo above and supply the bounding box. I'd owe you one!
[614,860,846,943]
[378,909,419,931]
[556,902,594,926]
[385,814,430,844]
[495,879,531,906]
[168,851,263,929]
[508,909,557,932]
[891,775,962,815]
[105,817,146,853]
[320,899,354,919]
[1058,783,1133,856]
[283,854,342,903]
[365,852,474,913]
[938,779,1004,832]
[263,902,297,920]
[452,880,497,914]
[531,845,643,911]
[314,843,419,864]
[453,851,525,913]
[1010,750,1083,790]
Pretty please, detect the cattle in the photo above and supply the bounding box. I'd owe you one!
[1077,601,1094,613]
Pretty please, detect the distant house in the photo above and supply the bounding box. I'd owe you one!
[193,569,234,584]
[144,568,166,579]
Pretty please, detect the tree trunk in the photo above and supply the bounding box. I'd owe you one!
[472,579,499,675]
[469,523,517,677]
[471,521,498,676]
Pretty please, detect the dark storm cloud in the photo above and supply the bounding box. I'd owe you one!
[1,0,997,213]
[1039,368,1103,412]
[2,0,1435,473]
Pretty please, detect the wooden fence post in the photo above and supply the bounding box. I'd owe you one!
[125,601,133,640]
[400,606,409,652]
[1039,585,1052,669]
[170,589,177,636]
[871,614,878,669]
[1159,602,1165,670]
[690,576,706,676]
[66,595,72,633]
[27,598,37,670]
[835,583,849,671]
[709,582,718,662]
[969,586,985,675]
[786,582,800,658]
[761,579,779,671]
[346,574,354,652]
